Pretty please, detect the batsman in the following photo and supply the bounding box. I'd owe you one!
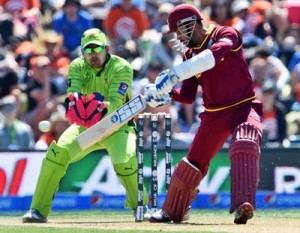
[22,28,150,223]
[145,4,263,224]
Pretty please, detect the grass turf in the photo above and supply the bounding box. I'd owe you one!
[0,209,299,233]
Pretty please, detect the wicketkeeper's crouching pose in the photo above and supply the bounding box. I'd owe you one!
[144,4,263,225]
[22,28,150,223]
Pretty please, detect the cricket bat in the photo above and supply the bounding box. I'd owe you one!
[76,95,147,150]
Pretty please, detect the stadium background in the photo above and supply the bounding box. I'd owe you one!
[1,146,300,211]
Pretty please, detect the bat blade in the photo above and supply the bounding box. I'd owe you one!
[77,95,146,150]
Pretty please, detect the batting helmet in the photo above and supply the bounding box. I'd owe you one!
[167,4,204,34]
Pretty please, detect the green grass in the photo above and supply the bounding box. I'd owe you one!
[0,209,300,233]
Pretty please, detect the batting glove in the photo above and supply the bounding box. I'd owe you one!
[64,92,86,126]
[84,92,108,128]
[144,84,171,108]
[155,69,179,96]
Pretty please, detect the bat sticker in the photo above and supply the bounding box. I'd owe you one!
[111,114,119,123]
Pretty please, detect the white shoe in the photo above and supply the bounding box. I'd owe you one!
[149,209,171,223]
[22,209,47,223]
[142,205,152,220]
[149,206,191,223]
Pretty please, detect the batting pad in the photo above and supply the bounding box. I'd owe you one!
[162,158,202,223]
[114,156,149,210]
[229,140,260,213]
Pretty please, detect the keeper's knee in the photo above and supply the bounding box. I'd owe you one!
[45,141,70,167]
[113,156,148,209]
[113,156,138,176]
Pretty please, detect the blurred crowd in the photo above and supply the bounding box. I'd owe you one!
[0,0,299,150]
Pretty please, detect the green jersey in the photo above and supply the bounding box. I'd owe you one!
[67,53,133,115]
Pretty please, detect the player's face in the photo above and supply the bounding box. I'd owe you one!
[82,44,107,68]
[176,19,196,48]
[176,27,189,46]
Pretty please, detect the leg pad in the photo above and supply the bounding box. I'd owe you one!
[229,123,260,213]
[30,141,69,216]
[162,158,202,223]
[114,156,149,209]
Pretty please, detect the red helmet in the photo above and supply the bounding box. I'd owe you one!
[167,4,204,34]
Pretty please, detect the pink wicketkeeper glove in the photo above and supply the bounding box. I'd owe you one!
[64,93,86,126]
[84,92,108,128]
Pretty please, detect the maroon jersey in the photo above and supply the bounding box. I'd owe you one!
[172,25,256,112]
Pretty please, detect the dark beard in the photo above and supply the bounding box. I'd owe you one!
[187,38,197,48]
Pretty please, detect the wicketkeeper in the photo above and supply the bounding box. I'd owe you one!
[22,28,150,223]
[144,4,263,225]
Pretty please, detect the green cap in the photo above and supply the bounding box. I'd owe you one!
[81,28,107,48]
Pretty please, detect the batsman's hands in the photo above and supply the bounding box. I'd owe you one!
[155,68,179,96]
[84,92,108,128]
[144,84,171,108]
[64,92,86,125]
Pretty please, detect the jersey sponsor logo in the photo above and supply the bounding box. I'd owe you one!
[118,82,128,96]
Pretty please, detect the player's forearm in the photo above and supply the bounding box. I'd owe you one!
[105,67,133,115]
[67,60,84,93]
[105,93,131,115]
[67,75,83,93]
[173,49,215,82]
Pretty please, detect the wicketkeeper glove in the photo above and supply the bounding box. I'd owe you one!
[84,92,108,128]
[144,84,171,108]
[64,92,86,125]
[155,69,179,96]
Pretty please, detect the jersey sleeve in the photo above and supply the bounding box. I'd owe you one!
[210,27,242,63]
[105,62,133,115]
[67,58,84,93]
